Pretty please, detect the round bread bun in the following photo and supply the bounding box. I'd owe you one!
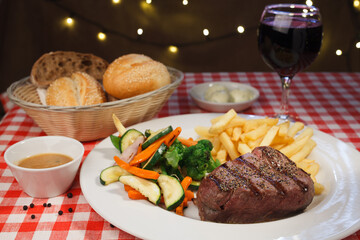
[103,54,171,99]
[46,72,106,106]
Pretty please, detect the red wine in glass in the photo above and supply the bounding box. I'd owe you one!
[258,4,323,121]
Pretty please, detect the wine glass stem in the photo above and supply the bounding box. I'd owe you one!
[279,76,292,120]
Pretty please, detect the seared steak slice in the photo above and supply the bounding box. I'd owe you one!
[196,146,314,223]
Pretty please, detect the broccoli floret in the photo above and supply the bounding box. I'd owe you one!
[163,139,221,181]
[164,139,185,168]
[181,139,221,181]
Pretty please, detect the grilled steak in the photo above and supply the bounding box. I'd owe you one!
[196,146,314,223]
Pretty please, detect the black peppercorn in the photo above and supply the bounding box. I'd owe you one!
[23,205,28,210]
[31,214,35,219]
[47,203,51,207]
[43,203,47,207]
[68,207,73,213]
[67,192,73,198]
[58,210,63,215]
[30,203,34,208]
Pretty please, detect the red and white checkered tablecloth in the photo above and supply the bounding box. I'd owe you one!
[0,72,359,240]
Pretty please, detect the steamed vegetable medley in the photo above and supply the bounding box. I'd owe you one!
[100,124,220,216]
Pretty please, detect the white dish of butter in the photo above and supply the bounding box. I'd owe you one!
[190,82,259,112]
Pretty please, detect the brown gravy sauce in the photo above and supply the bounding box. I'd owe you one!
[17,153,73,169]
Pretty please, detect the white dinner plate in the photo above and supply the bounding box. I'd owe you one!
[80,113,360,240]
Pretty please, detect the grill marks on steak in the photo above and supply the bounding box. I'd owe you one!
[253,147,311,193]
[196,146,315,223]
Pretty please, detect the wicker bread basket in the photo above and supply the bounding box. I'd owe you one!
[7,67,184,142]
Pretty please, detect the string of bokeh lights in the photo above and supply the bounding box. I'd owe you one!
[52,0,360,62]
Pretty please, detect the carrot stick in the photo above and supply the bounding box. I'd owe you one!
[128,166,160,180]
[183,197,188,208]
[129,140,163,166]
[114,156,160,180]
[185,190,194,201]
[175,202,184,216]
[177,137,198,147]
[137,144,142,154]
[180,176,192,192]
[128,189,147,200]
[114,156,131,171]
[164,127,182,146]
[124,185,135,192]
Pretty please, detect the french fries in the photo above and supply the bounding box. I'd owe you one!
[209,109,237,134]
[195,109,324,195]
[219,132,239,161]
[259,125,279,146]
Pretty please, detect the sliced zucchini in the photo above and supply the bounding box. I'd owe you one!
[189,180,201,191]
[142,126,173,150]
[120,129,144,153]
[142,143,167,170]
[172,168,184,182]
[119,175,161,205]
[144,129,153,138]
[157,174,185,211]
[100,165,130,185]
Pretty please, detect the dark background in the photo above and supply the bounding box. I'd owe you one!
[0,0,360,94]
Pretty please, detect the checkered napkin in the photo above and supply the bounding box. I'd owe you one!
[0,72,359,239]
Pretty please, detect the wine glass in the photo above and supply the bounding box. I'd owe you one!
[258,4,323,121]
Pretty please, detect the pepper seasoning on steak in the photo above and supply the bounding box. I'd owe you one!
[196,146,315,223]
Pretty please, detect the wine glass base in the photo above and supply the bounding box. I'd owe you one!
[273,113,304,123]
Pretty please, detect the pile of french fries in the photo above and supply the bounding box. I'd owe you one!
[195,109,324,195]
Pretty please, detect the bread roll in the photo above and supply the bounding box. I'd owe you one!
[46,72,106,106]
[31,51,109,88]
[103,54,171,99]
[46,77,78,106]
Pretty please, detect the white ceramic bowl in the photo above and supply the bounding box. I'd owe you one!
[189,82,260,113]
[4,136,84,198]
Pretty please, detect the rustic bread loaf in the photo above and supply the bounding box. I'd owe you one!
[30,51,109,88]
[103,54,171,99]
[46,72,106,106]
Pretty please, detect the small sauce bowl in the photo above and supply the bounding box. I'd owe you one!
[4,136,84,198]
